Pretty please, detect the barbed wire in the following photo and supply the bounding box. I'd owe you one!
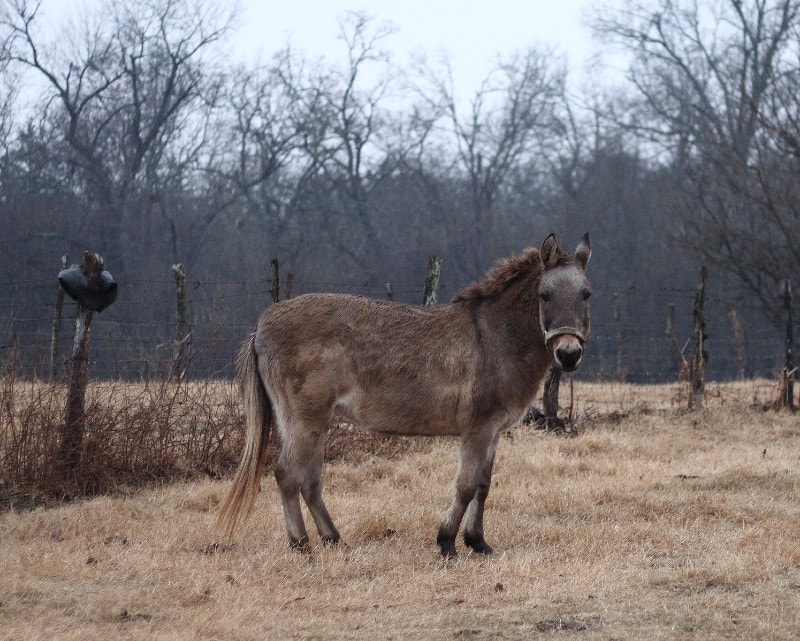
[2,272,794,383]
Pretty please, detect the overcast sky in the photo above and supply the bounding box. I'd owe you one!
[234,0,611,95]
[31,0,620,101]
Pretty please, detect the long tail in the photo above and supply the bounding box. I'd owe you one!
[216,331,272,538]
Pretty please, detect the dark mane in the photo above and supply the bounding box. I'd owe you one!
[453,248,543,303]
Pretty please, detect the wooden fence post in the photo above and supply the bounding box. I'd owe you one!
[781,279,795,410]
[385,283,394,301]
[688,265,708,411]
[49,253,68,381]
[59,252,103,475]
[422,256,441,306]
[666,303,683,376]
[729,309,746,380]
[171,263,189,381]
[285,273,294,300]
[270,258,280,304]
[613,292,625,382]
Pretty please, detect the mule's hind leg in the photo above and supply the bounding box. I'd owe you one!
[273,426,323,552]
[274,449,312,552]
[437,430,499,558]
[275,426,341,551]
[300,435,340,546]
[462,430,500,555]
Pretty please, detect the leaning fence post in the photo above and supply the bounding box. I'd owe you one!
[688,265,708,411]
[422,256,441,306]
[285,273,294,300]
[171,263,190,381]
[542,366,561,427]
[781,279,795,410]
[270,258,280,304]
[49,253,68,381]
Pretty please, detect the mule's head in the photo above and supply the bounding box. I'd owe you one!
[538,233,592,372]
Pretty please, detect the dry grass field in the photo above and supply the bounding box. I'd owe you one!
[1,380,799,640]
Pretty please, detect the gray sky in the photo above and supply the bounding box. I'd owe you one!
[29,0,618,105]
[234,0,605,95]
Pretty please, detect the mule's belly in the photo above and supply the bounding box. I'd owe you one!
[333,381,469,437]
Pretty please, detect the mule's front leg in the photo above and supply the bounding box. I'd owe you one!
[437,432,498,558]
[437,488,472,558]
[462,430,500,555]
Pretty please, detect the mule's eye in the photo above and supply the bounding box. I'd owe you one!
[582,289,592,301]
[539,290,552,303]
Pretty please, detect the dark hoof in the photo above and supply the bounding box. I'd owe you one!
[321,533,341,547]
[289,536,312,554]
[437,531,458,559]
[464,532,494,555]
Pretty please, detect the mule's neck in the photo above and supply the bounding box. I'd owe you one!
[472,275,552,367]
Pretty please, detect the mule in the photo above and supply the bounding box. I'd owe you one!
[218,233,592,557]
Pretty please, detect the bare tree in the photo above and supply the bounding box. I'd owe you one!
[592,0,800,322]
[0,17,15,156]
[282,12,437,281]
[417,46,566,274]
[2,0,235,270]
[207,50,328,272]
[307,12,401,276]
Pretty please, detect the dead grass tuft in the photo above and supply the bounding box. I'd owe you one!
[0,377,244,504]
[1,374,433,507]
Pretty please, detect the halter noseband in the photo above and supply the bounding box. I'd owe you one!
[542,326,586,344]
[539,303,586,344]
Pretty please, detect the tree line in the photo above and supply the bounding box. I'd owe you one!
[1,0,798,382]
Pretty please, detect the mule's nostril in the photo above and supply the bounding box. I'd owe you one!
[555,346,583,371]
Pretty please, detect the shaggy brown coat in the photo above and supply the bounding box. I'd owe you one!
[218,234,592,557]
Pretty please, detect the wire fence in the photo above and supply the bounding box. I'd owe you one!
[0,269,792,385]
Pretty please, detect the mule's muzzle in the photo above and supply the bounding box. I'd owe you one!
[548,330,586,372]
[554,343,583,372]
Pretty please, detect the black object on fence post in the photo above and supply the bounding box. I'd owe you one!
[781,279,795,410]
[57,251,117,475]
[172,263,189,381]
[422,256,441,306]
[270,258,280,304]
[49,254,68,381]
[688,265,708,411]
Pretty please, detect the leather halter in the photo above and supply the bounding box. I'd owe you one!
[539,301,586,344]
[542,326,586,344]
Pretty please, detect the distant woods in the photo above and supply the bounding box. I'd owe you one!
[1,0,799,381]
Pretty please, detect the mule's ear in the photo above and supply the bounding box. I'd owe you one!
[574,233,591,271]
[541,234,560,268]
